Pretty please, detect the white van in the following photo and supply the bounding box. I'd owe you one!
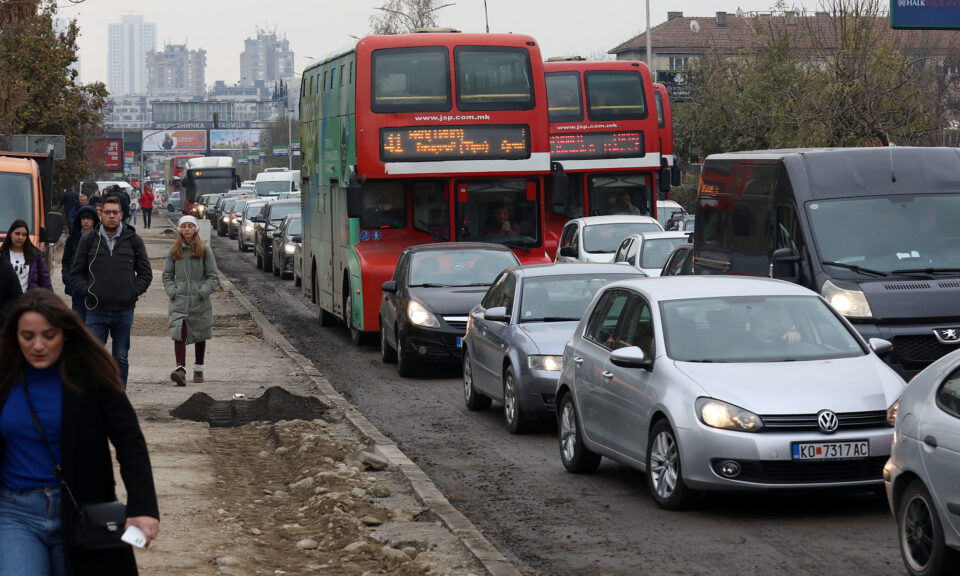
[254,168,299,197]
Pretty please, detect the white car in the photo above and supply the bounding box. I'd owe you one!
[555,215,663,263]
[656,199,687,229]
[613,231,691,277]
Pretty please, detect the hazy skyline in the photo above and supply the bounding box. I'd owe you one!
[63,1,786,87]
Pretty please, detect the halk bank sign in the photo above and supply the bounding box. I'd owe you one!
[891,0,960,30]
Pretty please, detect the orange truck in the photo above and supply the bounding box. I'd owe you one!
[0,150,63,247]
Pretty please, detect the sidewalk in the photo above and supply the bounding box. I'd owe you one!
[54,213,518,576]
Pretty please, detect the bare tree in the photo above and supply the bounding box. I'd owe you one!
[369,0,451,35]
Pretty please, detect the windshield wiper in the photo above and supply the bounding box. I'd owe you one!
[408,283,449,288]
[891,267,960,275]
[821,261,888,277]
[455,283,493,287]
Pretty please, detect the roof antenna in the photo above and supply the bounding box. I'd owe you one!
[888,145,896,183]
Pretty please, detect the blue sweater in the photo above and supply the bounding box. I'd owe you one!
[0,366,63,490]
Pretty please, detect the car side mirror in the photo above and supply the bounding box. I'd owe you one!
[771,248,801,283]
[291,235,302,243]
[869,338,893,357]
[381,280,398,294]
[559,245,578,258]
[272,231,281,238]
[45,212,64,244]
[483,306,509,322]
[610,346,653,370]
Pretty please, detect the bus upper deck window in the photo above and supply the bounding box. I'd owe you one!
[585,71,648,121]
[372,47,451,113]
[455,47,534,111]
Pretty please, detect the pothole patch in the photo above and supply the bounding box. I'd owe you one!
[170,386,329,427]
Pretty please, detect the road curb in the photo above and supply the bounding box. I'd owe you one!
[218,273,521,576]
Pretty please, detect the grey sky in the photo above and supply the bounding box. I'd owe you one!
[63,0,787,86]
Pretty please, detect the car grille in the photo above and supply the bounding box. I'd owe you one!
[759,410,889,432]
[891,335,960,366]
[444,316,468,330]
[715,456,887,484]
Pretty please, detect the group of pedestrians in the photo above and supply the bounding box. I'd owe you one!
[0,181,221,574]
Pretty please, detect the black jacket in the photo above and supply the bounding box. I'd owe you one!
[69,224,152,311]
[0,258,22,328]
[0,371,159,576]
[62,206,100,297]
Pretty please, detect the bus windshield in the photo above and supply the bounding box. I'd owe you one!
[372,47,450,113]
[0,173,34,235]
[546,72,582,123]
[455,178,540,248]
[806,194,960,274]
[585,71,647,121]
[455,47,534,111]
[588,173,652,216]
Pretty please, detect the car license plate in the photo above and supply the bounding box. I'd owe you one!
[791,440,869,460]
[456,337,463,349]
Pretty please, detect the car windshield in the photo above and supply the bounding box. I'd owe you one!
[269,203,299,222]
[661,295,865,363]
[806,195,960,275]
[287,218,302,236]
[408,249,519,287]
[0,173,34,236]
[244,203,266,218]
[519,273,637,323]
[640,237,689,269]
[583,222,661,253]
[255,180,292,196]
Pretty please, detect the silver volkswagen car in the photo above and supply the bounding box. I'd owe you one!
[884,349,960,576]
[556,276,905,509]
[463,263,642,433]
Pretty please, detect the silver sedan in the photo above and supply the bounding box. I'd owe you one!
[884,349,960,576]
[556,276,905,509]
[462,263,642,433]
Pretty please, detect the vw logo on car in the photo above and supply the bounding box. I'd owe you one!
[817,410,839,433]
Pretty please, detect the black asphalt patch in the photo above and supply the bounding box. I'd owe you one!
[170,386,329,427]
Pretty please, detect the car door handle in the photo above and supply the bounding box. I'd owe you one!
[573,356,583,365]
[602,371,614,379]
[924,435,938,448]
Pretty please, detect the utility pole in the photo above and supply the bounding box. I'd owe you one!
[483,0,490,32]
[646,0,652,71]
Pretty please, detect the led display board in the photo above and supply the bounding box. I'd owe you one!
[549,131,644,159]
[891,1,960,30]
[381,125,530,161]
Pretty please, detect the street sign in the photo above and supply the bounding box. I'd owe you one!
[273,145,289,156]
[891,1,960,30]
[0,134,66,159]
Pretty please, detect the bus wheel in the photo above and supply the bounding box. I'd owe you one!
[345,291,362,346]
[315,276,336,326]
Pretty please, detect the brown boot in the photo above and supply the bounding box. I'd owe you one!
[171,367,187,387]
[193,368,204,383]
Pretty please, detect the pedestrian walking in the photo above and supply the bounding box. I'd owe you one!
[69,196,152,388]
[1,220,52,293]
[138,187,153,230]
[0,258,22,328]
[0,290,160,575]
[61,188,78,232]
[61,206,100,322]
[129,190,140,227]
[162,215,219,386]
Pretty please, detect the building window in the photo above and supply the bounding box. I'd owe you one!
[668,57,689,71]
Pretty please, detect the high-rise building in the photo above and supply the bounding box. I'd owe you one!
[107,15,156,96]
[147,44,206,97]
[239,29,294,86]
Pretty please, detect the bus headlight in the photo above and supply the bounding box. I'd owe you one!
[407,301,440,328]
[821,280,872,319]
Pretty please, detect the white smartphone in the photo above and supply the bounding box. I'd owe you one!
[121,525,147,548]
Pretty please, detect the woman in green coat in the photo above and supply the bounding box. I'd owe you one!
[162,216,219,386]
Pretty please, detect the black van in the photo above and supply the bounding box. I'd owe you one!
[692,147,960,377]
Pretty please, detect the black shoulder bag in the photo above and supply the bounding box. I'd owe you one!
[22,383,129,550]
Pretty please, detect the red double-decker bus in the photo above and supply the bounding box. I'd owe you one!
[300,31,551,344]
[543,59,677,257]
[165,154,203,195]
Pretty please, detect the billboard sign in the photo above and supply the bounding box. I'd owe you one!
[142,130,207,152]
[0,134,67,159]
[87,139,123,170]
[210,129,261,151]
[891,1,960,29]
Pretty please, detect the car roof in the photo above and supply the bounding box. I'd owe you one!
[603,275,817,301]
[632,231,690,241]
[406,242,514,253]
[511,262,641,278]
[572,215,660,225]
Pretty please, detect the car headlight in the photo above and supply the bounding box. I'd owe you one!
[887,397,900,427]
[284,242,296,254]
[244,223,254,232]
[222,216,230,223]
[821,280,872,319]
[528,355,563,371]
[696,398,763,432]
[407,300,440,328]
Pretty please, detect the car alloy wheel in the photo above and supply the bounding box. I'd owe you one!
[558,394,600,473]
[898,479,959,576]
[463,349,490,410]
[646,420,692,510]
[503,366,528,434]
[396,331,417,377]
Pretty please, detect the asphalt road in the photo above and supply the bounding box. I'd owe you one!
[207,227,906,576]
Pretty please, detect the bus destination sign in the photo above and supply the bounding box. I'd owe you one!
[381,125,530,162]
[549,131,644,160]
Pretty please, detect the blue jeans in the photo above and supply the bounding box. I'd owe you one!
[85,308,135,387]
[0,486,66,576]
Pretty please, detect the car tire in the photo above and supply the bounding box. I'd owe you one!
[239,239,249,253]
[294,269,301,287]
[558,393,601,473]
[380,322,397,364]
[396,331,417,377]
[255,251,263,269]
[898,479,960,576]
[463,349,491,410]
[272,257,281,276]
[503,366,530,434]
[646,419,693,510]
[263,249,273,273]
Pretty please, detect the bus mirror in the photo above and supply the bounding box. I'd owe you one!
[550,164,569,206]
[346,183,363,218]
[671,165,682,186]
[45,212,63,244]
[771,248,801,283]
[658,167,671,194]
